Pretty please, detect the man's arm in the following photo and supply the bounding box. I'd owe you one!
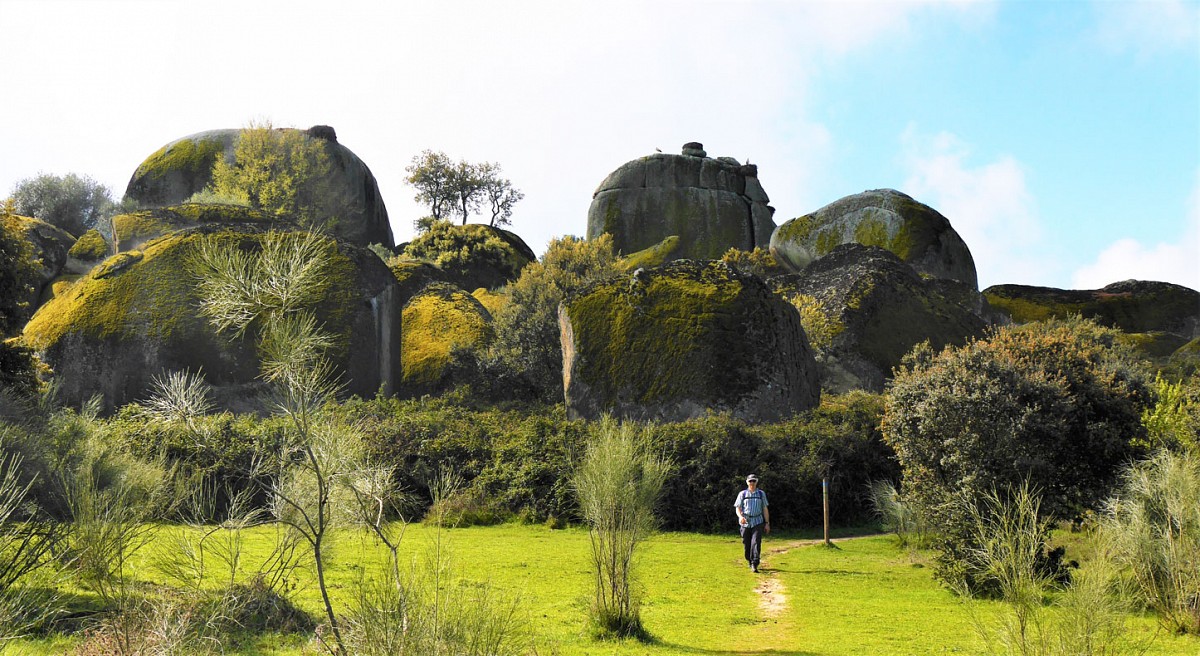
[763,504,770,533]
[735,491,746,525]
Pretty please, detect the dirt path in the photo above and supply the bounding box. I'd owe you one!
[754,534,881,618]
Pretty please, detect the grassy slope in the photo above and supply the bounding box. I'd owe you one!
[9,525,1199,655]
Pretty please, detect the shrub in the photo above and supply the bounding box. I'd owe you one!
[719,247,787,279]
[883,318,1151,591]
[573,417,669,639]
[1140,373,1200,453]
[0,200,39,335]
[1102,449,1200,634]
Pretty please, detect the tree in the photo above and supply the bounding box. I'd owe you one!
[8,173,116,237]
[405,151,523,229]
[190,230,355,654]
[480,235,618,401]
[478,162,524,228]
[0,200,41,398]
[208,121,335,229]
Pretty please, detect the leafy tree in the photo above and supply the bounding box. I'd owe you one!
[8,173,115,237]
[208,121,335,229]
[481,234,618,401]
[477,162,524,228]
[405,151,523,228]
[882,317,1152,590]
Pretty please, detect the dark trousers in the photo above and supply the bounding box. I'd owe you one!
[740,523,764,565]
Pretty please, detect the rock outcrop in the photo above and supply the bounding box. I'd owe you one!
[771,189,977,288]
[400,223,536,291]
[21,224,401,412]
[985,280,1200,367]
[984,280,1200,338]
[0,214,75,323]
[771,244,990,393]
[587,143,776,260]
[400,282,494,395]
[124,127,393,247]
[112,203,271,252]
[560,260,820,422]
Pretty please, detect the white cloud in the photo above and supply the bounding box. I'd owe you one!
[1070,170,1200,290]
[899,126,1046,288]
[1092,0,1200,57]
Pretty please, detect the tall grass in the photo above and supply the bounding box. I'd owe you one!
[1103,449,1200,635]
[573,417,670,639]
[868,480,931,549]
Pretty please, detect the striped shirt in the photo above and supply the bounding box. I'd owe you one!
[735,488,768,528]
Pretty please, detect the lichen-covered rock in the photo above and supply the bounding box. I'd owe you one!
[1,214,75,323]
[124,127,393,247]
[770,243,990,393]
[389,259,458,301]
[615,235,682,272]
[112,203,271,252]
[401,223,535,291]
[400,282,494,395]
[21,225,400,412]
[559,260,819,422]
[66,229,110,272]
[983,280,1200,338]
[586,144,776,261]
[771,189,978,288]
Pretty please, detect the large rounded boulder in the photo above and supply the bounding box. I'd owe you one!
[21,225,401,412]
[559,260,820,423]
[400,282,494,395]
[771,189,978,288]
[586,143,776,260]
[124,126,393,248]
[400,222,535,291]
[1,214,75,323]
[771,243,990,393]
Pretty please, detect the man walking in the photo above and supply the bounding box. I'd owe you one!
[735,474,770,572]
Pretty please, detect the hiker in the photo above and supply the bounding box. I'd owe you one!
[735,474,770,572]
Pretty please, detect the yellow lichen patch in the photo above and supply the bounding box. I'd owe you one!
[50,275,82,298]
[471,288,506,317]
[401,287,493,389]
[68,229,109,260]
[617,235,681,272]
[787,294,842,351]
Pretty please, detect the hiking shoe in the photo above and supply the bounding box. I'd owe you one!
[752,564,759,573]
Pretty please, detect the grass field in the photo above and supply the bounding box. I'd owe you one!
[7,524,1199,655]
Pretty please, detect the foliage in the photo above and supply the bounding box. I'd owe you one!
[1102,449,1200,634]
[788,293,840,351]
[8,172,115,237]
[402,220,528,291]
[719,247,786,279]
[208,121,335,230]
[1140,373,1200,453]
[405,151,524,227]
[883,318,1150,568]
[573,417,670,639]
[0,200,38,336]
[959,484,1146,655]
[479,234,619,401]
[868,480,931,549]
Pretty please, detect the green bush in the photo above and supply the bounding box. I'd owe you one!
[883,317,1152,592]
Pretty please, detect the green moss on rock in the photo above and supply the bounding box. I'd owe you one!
[983,281,1200,336]
[68,229,109,261]
[112,204,271,252]
[127,135,228,206]
[616,235,682,272]
[401,282,493,393]
[561,260,819,422]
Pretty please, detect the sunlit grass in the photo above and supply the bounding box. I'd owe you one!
[7,525,1199,655]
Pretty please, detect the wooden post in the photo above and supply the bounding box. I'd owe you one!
[822,476,831,546]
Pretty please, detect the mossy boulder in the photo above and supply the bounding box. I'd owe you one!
[400,282,494,395]
[1,214,75,323]
[66,229,110,268]
[401,223,535,291]
[771,189,978,288]
[983,280,1200,338]
[388,259,458,302]
[124,127,394,248]
[112,203,270,252]
[21,225,401,412]
[560,260,819,422]
[615,235,683,272]
[586,145,776,261]
[770,243,990,393]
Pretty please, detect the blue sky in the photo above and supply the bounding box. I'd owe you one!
[1,0,1196,291]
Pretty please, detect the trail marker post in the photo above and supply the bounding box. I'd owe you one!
[822,476,831,547]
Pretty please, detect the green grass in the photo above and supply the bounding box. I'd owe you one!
[7,525,1199,655]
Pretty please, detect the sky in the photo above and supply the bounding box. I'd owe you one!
[1,0,1197,291]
